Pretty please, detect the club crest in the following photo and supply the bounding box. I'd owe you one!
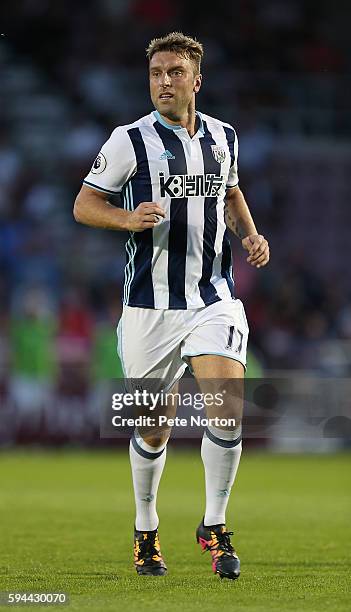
[211,145,226,164]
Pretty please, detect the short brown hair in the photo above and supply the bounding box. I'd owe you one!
[146,31,203,74]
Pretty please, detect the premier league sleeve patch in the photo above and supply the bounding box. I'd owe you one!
[91,152,107,174]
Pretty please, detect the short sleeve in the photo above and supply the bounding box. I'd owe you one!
[225,127,239,189]
[84,127,136,195]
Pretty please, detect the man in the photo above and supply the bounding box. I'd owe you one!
[74,32,269,580]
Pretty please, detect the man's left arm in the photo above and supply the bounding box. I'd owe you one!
[224,186,270,268]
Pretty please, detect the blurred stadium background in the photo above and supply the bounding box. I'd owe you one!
[0,0,350,448]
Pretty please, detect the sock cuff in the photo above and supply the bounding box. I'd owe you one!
[204,425,242,448]
[131,432,167,460]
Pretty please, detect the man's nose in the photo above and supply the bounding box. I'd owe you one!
[160,72,171,87]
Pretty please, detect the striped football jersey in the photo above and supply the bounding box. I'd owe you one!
[84,110,239,309]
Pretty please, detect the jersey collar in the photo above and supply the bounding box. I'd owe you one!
[153,110,205,138]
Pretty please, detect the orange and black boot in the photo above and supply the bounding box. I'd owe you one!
[196,519,240,580]
[134,528,167,576]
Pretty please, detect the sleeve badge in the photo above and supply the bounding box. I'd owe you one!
[91,152,107,174]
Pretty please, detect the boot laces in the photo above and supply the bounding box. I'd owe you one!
[139,533,159,560]
[216,530,234,555]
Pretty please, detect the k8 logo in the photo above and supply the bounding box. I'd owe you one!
[159,173,224,198]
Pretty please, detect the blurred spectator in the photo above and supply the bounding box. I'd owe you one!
[56,286,93,396]
[92,310,124,381]
[10,285,56,380]
[9,286,56,436]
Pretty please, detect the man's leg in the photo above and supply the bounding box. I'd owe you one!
[117,305,186,575]
[129,383,178,531]
[192,355,244,526]
[191,355,244,579]
[129,390,177,576]
[129,429,169,532]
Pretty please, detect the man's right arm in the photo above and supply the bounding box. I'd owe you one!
[73,185,165,232]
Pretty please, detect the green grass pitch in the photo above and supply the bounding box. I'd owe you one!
[0,448,350,611]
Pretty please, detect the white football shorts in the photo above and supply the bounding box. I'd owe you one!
[116,299,249,391]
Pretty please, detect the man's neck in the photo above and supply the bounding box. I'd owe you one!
[159,105,198,137]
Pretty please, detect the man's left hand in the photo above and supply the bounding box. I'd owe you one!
[242,234,270,268]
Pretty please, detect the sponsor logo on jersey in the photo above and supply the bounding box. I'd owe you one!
[159,173,224,198]
[211,145,226,164]
[91,152,107,174]
[159,149,175,160]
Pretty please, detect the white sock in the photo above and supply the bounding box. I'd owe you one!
[129,430,168,531]
[201,425,242,526]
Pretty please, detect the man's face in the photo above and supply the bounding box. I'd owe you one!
[149,51,202,120]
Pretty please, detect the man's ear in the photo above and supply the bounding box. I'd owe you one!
[194,74,202,93]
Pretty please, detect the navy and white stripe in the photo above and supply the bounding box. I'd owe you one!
[84,110,239,310]
[125,127,154,308]
[131,433,166,459]
[204,427,242,448]
[153,121,188,309]
[198,119,222,306]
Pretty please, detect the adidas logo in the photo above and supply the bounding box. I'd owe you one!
[159,149,175,160]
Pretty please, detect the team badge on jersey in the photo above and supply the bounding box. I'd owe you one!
[91,152,107,174]
[211,145,226,164]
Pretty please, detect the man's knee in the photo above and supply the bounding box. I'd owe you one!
[141,431,170,448]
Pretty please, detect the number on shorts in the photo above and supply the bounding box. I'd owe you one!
[226,326,234,349]
[226,326,243,353]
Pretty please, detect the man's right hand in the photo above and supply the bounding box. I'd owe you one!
[126,202,165,232]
